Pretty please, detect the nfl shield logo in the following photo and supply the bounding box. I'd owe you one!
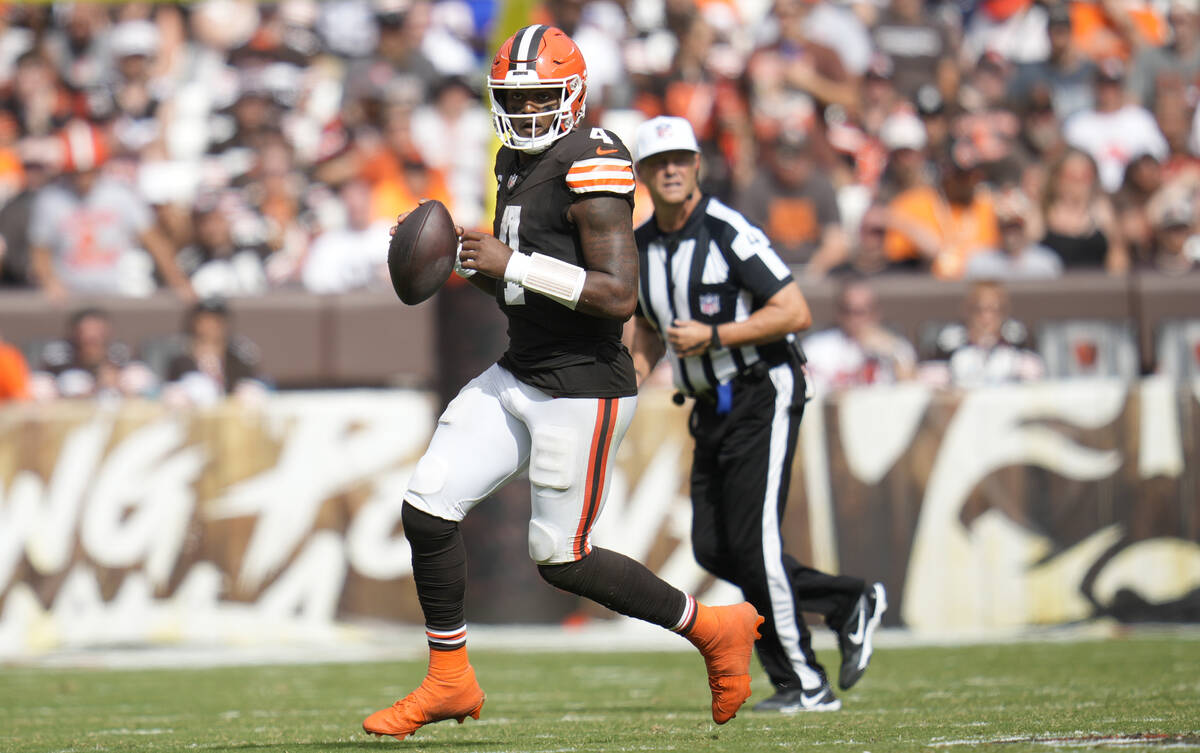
[506,174,518,189]
[699,293,721,316]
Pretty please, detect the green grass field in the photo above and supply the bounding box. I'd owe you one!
[2,633,1198,753]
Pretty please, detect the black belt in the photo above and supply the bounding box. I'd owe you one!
[673,361,771,405]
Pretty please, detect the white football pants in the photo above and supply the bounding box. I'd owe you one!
[404,363,636,564]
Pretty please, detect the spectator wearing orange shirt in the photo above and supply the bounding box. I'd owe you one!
[358,104,452,225]
[884,140,1000,279]
[0,331,31,402]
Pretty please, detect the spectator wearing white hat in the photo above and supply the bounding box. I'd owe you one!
[876,110,930,202]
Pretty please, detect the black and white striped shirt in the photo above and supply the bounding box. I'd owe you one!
[635,195,796,397]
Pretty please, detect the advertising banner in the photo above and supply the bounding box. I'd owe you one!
[1,381,1197,658]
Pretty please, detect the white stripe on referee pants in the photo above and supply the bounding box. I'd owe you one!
[762,362,824,690]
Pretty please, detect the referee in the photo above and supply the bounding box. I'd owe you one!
[627,116,887,712]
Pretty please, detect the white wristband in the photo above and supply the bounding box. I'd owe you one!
[504,251,530,284]
[505,252,587,309]
[453,242,475,278]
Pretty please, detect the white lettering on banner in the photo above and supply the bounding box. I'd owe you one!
[961,509,1052,628]
[0,584,42,651]
[82,419,204,588]
[0,418,112,582]
[903,382,1127,632]
[53,565,107,646]
[839,383,932,485]
[0,393,436,658]
[346,468,414,580]
[1,385,1196,657]
[0,473,42,590]
[206,395,431,591]
[257,532,347,624]
[1093,537,1200,606]
[1139,374,1185,478]
[1,546,352,656]
[1026,523,1124,624]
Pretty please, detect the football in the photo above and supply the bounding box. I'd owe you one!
[387,199,458,305]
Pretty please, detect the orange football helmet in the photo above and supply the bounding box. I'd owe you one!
[488,25,587,153]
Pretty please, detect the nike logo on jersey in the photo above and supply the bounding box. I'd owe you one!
[595,146,619,155]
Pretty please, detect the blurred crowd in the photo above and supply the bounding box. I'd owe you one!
[0,298,267,403]
[0,0,1198,402]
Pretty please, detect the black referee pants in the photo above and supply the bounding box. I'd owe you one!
[688,358,865,692]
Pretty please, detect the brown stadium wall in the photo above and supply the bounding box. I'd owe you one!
[0,381,1197,658]
[1,272,1196,390]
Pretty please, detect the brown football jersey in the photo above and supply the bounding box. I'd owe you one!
[492,127,637,398]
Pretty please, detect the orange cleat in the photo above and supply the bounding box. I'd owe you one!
[686,602,765,724]
[362,649,485,740]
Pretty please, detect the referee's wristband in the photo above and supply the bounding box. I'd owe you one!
[710,323,722,351]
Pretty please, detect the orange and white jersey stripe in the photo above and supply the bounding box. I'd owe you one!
[565,157,635,195]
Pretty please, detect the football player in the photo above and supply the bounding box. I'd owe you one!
[362,25,765,740]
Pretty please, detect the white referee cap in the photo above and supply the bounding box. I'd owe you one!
[635,116,701,163]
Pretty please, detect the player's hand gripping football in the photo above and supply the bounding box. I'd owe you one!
[391,196,470,273]
[389,198,455,236]
[457,231,513,279]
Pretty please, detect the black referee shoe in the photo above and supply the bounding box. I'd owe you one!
[836,582,887,690]
[752,681,842,713]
